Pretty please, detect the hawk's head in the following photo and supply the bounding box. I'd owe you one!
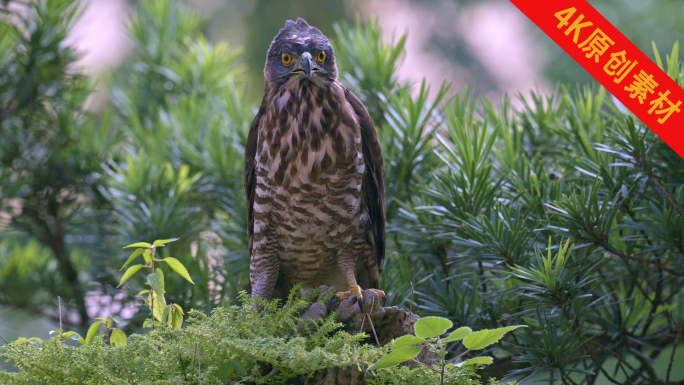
[264,18,337,90]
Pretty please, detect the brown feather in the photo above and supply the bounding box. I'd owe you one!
[343,86,386,274]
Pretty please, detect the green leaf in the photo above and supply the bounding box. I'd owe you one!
[135,290,149,296]
[170,307,183,330]
[229,359,247,375]
[162,257,194,284]
[123,242,151,249]
[151,294,166,322]
[463,325,527,351]
[153,238,179,247]
[162,305,171,324]
[63,331,81,341]
[112,316,124,325]
[414,316,453,339]
[148,270,164,298]
[121,249,144,270]
[458,356,493,367]
[84,322,102,344]
[49,329,62,335]
[217,362,234,381]
[143,249,152,264]
[392,334,426,349]
[117,265,144,287]
[445,327,472,342]
[172,303,184,315]
[368,346,422,370]
[110,328,127,347]
[156,268,164,292]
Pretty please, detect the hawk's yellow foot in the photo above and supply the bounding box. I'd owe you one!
[329,285,387,312]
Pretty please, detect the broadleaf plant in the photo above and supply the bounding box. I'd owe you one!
[116,238,193,330]
[368,316,525,384]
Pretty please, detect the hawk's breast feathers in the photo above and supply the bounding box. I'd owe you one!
[245,81,385,275]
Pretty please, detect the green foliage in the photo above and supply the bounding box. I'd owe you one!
[0,292,387,384]
[115,238,191,330]
[368,316,524,385]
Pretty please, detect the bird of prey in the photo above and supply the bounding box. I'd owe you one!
[244,18,385,309]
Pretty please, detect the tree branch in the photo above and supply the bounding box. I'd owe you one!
[605,246,684,277]
[647,173,682,214]
[667,314,682,384]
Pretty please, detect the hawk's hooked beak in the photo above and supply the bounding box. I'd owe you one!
[292,52,315,78]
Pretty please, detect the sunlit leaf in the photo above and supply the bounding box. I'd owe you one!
[148,270,164,297]
[458,356,493,367]
[153,238,179,247]
[121,249,144,270]
[123,242,152,249]
[162,257,194,284]
[170,307,183,330]
[463,325,526,351]
[392,334,425,349]
[151,294,166,322]
[117,265,145,287]
[368,346,422,370]
[110,328,127,347]
[414,316,453,339]
[172,303,184,315]
[445,327,472,343]
[84,322,102,344]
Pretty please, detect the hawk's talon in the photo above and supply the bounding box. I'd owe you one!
[330,284,364,309]
[327,294,336,311]
[330,286,386,312]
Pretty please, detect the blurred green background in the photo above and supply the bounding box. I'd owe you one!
[64,0,684,107]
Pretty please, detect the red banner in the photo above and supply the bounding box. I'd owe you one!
[510,0,684,159]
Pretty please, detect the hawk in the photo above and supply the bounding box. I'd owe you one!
[245,18,385,309]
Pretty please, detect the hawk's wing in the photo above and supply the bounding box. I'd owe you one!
[344,86,386,273]
[245,96,267,264]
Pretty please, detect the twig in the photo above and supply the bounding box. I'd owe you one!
[647,173,682,214]
[605,247,684,276]
[445,348,470,365]
[264,367,280,378]
[561,371,580,385]
[358,299,381,348]
[586,348,621,385]
[617,361,635,385]
[367,300,381,348]
[178,353,187,381]
[58,296,62,332]
[58,296,64,343]
[359,311,367,334]
[195,342,201,385]
[411,359,440,374]
[588,341,650,382]
[0,334,8,344]
[408,282,414,330]
[667,313,682,383]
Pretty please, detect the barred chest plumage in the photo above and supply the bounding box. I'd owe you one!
[252,81,366,283]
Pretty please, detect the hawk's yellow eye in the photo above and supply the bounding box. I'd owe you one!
[317,51,326,63]
[281,53,292,66]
